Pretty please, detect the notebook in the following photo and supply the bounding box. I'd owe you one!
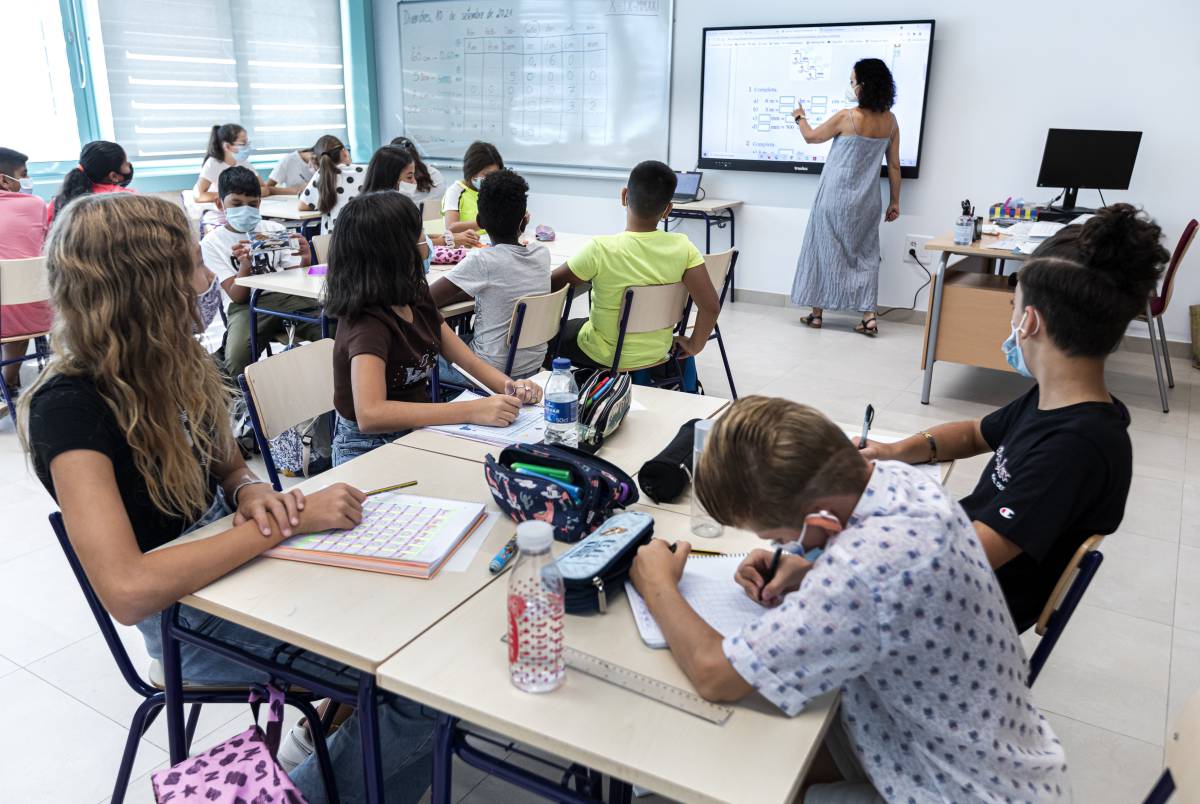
[423,390,547,447]
[624,554,766,649]
[266,492,488,579]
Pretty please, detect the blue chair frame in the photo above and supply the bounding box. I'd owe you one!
[1142,770,1175,804]
[0,335,49,426]
[678,250,739,399]
[1027,538,1105,686]
[246,288,331,367]
[47,513,340,803]
[237,372,335,492]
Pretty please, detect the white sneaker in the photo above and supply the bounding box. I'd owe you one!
[276,721,316,773]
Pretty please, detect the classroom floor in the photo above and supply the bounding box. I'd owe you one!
[1,302,1195,803]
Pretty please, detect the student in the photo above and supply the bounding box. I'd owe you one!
[194,123,256,204]
[299,134,364,234]
[0,147,50,394]
[630,396,1070,802]
[361,144,417,193]
[200,166,320,379]
[860,204,1168,632]
[390,135,445,207]
[322,191,541,465]
[266,146,316,195]
[18,191,436,802]
[430,169,550,379]
[441,140,503,245]
[549,160,721,372]
[47,140,134,223]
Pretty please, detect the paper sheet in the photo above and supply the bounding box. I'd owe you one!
[424,391,547,446]
[441,512,500,573]
[625,555,765,648]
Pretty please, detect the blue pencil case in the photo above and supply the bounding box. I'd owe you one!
[554,511,654,614]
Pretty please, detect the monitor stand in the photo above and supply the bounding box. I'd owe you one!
[1040,187,1097,223]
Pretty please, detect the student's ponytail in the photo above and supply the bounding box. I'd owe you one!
[311,134,346,215]
[205,123,245,163]
[54,140,127,217]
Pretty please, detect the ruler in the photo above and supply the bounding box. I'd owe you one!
[502,636,733,725]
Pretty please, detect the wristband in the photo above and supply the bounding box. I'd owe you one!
[231,479,269,508]
[921,432,938,464]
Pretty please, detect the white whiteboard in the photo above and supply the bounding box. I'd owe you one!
[395,0,673,170]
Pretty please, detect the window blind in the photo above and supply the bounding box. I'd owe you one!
[0,4,81,163]
[87,0,347,168]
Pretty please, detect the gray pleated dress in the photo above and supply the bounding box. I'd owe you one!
[790,119,892,313]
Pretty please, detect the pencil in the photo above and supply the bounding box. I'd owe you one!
[365,480,418,496]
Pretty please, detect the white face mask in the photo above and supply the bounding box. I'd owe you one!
[398,181,417,196]
[2,174,32,193]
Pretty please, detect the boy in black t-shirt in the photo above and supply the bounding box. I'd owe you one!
[862,205,1169,631]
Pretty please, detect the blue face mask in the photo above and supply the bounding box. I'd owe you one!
[420,234,433,274]
[224,205,262,233]
[1001,312,1034,378]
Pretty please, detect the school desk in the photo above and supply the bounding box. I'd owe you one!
[376,503,831,804]
[665,198,742,300]
[258,195,322,222]
[920,233,1035,404]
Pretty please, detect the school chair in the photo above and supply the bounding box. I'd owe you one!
[609,283,692,392]
[680,249,739,398]
[1137,218,1196,413]
[0,257,52,425]
[422,199,443,223]
[313,233,332,264]
[503,285,575,376]
[1142,685,1200,804]
[46,512,340,804]
[239,338,336,491]
[1026,535,1105,686]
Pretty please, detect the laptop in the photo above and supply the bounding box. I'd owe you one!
[672,171,703,203]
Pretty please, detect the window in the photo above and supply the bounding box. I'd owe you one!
[83,0,348,170]
[0,4,82,163]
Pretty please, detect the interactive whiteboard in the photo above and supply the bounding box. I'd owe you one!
[699,20,935,178]
[396,0,673,171]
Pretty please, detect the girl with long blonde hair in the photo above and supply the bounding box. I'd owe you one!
[19,193,437,800]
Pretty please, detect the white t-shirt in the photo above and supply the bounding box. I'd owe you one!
[300,164,366,234]
[200,219,300,305]
[268,151,315,188]
[440,179,466,217]
[406,164,445,207]
[198,157,232,191]
[445,243,552,378]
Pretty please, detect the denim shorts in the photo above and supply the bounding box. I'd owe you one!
[332,414,409,466]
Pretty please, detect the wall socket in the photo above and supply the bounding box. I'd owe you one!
[904,235,932,264]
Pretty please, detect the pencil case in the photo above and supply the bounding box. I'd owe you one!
[577,371,632,454]
[483,442,638,543]
[555,511,654,614]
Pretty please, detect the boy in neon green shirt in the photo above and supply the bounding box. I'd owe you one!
[551,160,722,371]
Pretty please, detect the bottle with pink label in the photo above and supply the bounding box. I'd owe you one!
[507,521,565,693]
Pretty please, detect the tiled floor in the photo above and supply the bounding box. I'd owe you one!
[1,302,1195,803]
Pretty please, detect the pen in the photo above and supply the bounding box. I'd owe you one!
[451,363,495,397]
[762,547,783,589]
[489,535,518,574]
[365,480,418,496]
[858,403,875,448]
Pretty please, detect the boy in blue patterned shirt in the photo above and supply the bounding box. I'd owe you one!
[630,397,1069,803]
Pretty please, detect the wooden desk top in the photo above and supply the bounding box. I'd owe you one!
[377,506,832,804]
[259,196,321,222]
[418,222,592,264]
[925,232,1036,261]
[670,198,743,214]
[233,268,474,319]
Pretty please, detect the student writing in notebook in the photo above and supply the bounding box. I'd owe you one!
[441,140,502,245]
[629,397,1069,803]
[859,205,1168,632]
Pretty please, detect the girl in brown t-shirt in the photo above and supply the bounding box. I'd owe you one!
[323,189,542,465]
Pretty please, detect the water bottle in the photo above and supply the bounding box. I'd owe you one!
[690,419,724,538]
[507,521,565,693]
[543,357,579,447]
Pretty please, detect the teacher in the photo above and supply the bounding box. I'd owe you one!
[789,58,900,337]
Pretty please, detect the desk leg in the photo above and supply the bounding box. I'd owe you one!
[430,715,455,804]
[703,212,712,254]
[248,288,261,367]
[920,253,950,405]
[727,208,737,301]
[357,673,385,804]
[160,606,188,765]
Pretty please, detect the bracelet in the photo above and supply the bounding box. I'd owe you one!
[230,478,269,508]
[921,432,938,464]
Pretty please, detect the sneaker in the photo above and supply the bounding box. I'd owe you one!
[276,720,316,773]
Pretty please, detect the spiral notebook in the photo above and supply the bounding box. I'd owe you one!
[624,554,767,649]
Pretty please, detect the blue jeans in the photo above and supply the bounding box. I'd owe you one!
[332,414,409,466]
[136,493,435,803]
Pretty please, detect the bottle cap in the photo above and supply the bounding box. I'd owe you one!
[516,520,554,551]
[552,357,572,372]
[694,418,715,452]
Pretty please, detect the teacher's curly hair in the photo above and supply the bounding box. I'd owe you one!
[853,58,896,113]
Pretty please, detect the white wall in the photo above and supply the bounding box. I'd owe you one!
[376,0,1200,342]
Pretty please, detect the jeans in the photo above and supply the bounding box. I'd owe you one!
[332,414,409,466]
[136,492,435,803]
[224,292,325,380]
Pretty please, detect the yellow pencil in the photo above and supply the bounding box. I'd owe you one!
[365,480,418,496]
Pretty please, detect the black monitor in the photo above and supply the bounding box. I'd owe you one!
[1036,129,1142,210]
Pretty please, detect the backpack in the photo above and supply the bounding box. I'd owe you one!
[269,415,333,479]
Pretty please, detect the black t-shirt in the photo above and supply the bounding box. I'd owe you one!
[27,374,219,553]
[959,386,1132,632]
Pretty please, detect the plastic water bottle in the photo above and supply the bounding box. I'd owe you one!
[691,419,724,538]
[543,357,579,448]
[507,521,565,693]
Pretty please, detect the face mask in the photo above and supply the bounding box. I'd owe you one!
[845,84,859,103]
[398,181,417,197]
[473,173,489,188]
[3,174,33,193]
[117,166,134,187]
[1001,311,1034,378]
[796,510,843,555]
[195,278,222,333]
[224,205,262,233]
[233,142,251,161]
[419,234,433,274]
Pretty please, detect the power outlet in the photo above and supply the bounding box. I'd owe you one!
[904,234,932,264]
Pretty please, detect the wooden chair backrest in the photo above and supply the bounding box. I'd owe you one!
[0,257,50,307]
[312,234,332,265]
[1035,535,1105,636]
[623,282,691,335]
[242,339,335,438]
[508,285,571,350]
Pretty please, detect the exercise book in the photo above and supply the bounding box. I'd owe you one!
[625,554,766,649]
[424,390,547,447]
[266,493,487,579]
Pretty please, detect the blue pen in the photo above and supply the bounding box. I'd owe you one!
[489,536,518,574]
[515,466,582,502]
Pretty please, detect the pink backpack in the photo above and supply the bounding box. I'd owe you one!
[152,686,306,803]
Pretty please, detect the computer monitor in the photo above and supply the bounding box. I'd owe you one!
[673,171,703,202]
[1036,129,1142,210]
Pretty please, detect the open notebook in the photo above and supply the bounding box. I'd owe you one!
[625,554,766,649]
[266,492,487,579]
